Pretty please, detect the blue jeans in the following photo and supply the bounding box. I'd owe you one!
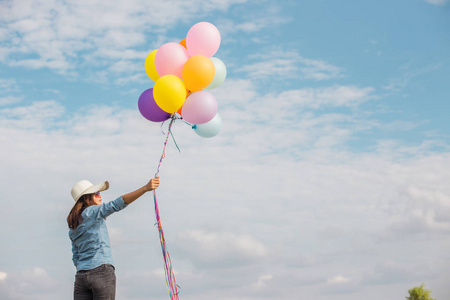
[74,264,116,300]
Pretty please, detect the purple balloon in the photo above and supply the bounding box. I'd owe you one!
[138,88,170,122]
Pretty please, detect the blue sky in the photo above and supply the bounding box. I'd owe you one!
[1,0,449,300]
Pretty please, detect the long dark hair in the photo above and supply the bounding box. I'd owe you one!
[67,194,95,230]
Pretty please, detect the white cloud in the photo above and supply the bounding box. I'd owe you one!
[217,79,374,116]
[0,100,64,130]
[362,261,431,286]
[425,0,448,5]
[176,230,267,268]
[216,2,290,39]
[324,275,359,294]
[252,274,273,289]
[0,95,23,106]
[298,56,344,80]
[383,63,442,92]
[237,56,300,79]
[0,78,19,92]
[328,275,351,284]
[215,82,376,152]
[285,85,374,109]
[0,81,449,299]
[236,49,344,81]
[233,12,290,34]
[0,0,246,74]
[388,184,450,234]
[0,267,69,300]
[0,272,7,281]
[0,78,23,106]
[0,1,449,299]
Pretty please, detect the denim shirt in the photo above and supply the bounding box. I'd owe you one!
[69,196,128,271]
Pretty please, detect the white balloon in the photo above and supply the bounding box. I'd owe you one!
[204,57,227,90]
[193,113,222,138]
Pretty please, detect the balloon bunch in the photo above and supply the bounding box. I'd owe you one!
[138,22,226,300]
[138,22,226,138]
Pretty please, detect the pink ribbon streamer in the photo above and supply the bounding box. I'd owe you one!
[154,116,180,300]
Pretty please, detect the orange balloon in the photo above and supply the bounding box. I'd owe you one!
[180,38,187,49]
[182,55,215,92]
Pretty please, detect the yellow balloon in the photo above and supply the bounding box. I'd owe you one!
[144,50,160,82]
[153,75,187,113]
[182,55,215,92]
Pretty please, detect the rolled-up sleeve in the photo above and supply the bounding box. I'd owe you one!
[84,196,128,220]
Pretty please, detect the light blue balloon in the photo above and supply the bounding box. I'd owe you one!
[193,113,222,138]
[204,57,227,90]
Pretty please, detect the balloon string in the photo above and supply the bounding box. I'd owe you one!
[154,115,180,300]
[155,116,176,177]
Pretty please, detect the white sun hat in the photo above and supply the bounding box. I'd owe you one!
[71,180,109,202]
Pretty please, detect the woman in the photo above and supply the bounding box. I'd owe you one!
[67,176,160,300]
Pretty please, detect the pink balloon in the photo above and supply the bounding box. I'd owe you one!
[181,91,218,124]
[154,42,189,78]
[186,22,221,57]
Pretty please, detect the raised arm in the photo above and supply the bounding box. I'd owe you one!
[122,177,160,205]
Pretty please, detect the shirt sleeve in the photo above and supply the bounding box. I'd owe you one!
[84,196,128,220]
[71,242,79,267]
